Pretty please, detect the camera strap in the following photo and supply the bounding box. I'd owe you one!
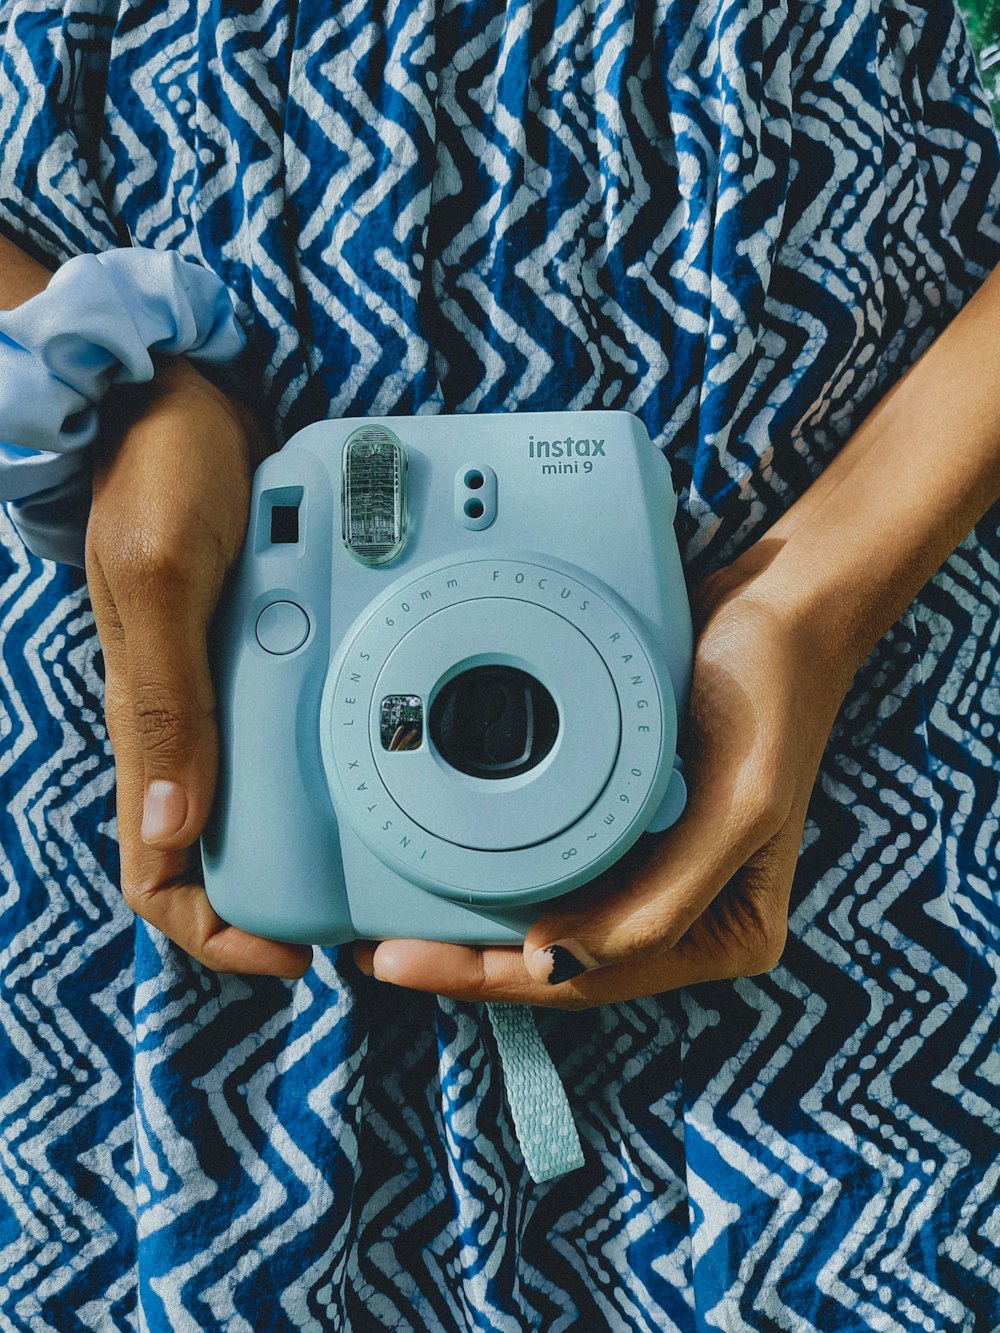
[485,1002,585,1183]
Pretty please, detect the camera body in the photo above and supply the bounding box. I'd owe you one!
[201,411,692,946]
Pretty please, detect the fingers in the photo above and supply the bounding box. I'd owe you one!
[115,709,312,978]
[89,378,251,851]
[512,595,828,986]
[90,552,312,978]
[353,630,812,1003]
[351,799,804,1008]
[519,746,795,984]
[351,835,794,1008]
[85,379,311,979]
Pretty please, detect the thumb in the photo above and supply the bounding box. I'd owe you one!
[124,582,222,851]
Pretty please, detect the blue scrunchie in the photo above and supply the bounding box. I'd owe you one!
[0,247,247,566]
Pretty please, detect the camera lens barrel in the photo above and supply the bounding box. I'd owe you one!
[321,554,677,904]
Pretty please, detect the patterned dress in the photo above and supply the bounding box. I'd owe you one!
[2,0,999,1328]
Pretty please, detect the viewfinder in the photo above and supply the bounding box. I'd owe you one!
[270,505,300,544]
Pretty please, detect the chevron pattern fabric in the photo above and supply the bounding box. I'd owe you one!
[2,0,1000,1328]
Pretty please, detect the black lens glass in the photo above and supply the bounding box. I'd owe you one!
[270,504,300,544]
[429,666,558,779]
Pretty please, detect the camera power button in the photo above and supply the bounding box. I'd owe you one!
[255,601,310,655]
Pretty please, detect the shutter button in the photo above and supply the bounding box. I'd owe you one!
[256,601,310,655]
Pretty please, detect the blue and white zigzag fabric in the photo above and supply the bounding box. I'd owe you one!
[2,0,1000,1328]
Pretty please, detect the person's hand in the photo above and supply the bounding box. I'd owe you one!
[352,544,857,1007]
[86,357,313,979]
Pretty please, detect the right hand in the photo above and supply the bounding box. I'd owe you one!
[86,357,313,979]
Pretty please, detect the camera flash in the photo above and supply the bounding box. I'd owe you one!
[342,424,408,565]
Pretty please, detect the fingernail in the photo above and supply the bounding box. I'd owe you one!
[141,780,188,844]
[371,944,403,983]
[531,941,599,985]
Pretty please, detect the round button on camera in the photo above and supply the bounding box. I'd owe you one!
[255,601,310,655]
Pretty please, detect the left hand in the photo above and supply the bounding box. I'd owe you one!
[87,357,313,980]
[352,543,857,1008]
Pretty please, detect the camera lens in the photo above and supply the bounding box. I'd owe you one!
[429,665,558,779]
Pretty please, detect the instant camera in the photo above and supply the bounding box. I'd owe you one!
[202,411,692,945]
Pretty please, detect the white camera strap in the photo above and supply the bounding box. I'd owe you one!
[485,1002,585,1183]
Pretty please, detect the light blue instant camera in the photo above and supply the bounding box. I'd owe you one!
[201,411,693,946]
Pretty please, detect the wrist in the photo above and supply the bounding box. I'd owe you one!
[103,352,272,472]
[727,263,1000,681]
[0,245,247,466]
[0,231,53,308]
[694,540,863,700]
[171,355,273,469]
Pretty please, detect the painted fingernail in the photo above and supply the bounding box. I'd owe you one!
[533,942,598,985]
[141,780,187,844]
